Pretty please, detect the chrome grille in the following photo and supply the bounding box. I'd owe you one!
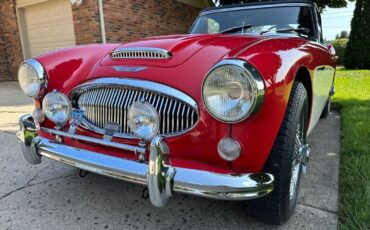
[72,80,198,138]
[110,47,172,59]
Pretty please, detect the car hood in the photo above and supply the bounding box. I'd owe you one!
[100,34,263,68]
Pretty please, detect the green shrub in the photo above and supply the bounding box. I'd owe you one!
[332,38,348,65]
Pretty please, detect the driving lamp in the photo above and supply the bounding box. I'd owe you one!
[128,100,159,141]
[42,91,72,125]
[202,60,264,123]
[217,137,241,161]
[18,59,47,98]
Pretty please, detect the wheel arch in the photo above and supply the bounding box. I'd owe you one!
[294,66,313,129]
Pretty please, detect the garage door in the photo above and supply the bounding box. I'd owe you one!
[22,0,75,58]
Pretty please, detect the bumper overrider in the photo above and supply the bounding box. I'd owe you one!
[17,114,274,207]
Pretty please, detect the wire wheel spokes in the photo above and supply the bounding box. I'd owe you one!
[289,113,305,200]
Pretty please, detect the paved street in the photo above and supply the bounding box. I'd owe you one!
[0,82,340,230]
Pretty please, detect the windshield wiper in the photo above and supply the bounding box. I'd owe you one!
[260,27,310,35]
[219,24,253,34]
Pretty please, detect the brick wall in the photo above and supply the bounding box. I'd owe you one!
[72,1,102,45]
[0,26,10,81]
[103,0,200,43]
[0,0,200,81]
[0,0,23,81]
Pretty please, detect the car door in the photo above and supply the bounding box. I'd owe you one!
[307,5,336,134]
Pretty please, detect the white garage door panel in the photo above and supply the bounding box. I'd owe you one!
[23,0,75,57]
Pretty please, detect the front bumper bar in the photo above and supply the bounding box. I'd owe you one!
[17,114,274,207]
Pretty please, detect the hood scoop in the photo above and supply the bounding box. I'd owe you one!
[110,47,173,60]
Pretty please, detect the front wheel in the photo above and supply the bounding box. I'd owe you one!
[249,82,309,225]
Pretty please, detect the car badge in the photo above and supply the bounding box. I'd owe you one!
[113,66,147,72]
[68,109,84,134]
[103,123,120,142]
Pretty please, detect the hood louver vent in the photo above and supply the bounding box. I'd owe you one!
[110,47,172,59]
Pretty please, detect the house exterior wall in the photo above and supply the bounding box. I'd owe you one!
[0,30,10,81]
[72,1,102,45]
[0,0,23,81]
[0,0,201,81]
[103,0,199,43]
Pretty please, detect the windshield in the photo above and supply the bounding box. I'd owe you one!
[190,6,316,41]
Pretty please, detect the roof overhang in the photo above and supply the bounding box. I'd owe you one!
[177,0,215,9]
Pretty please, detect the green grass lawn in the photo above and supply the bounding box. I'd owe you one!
[333,69,370,229]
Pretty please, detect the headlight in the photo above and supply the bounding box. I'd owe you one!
[202,59,264,123]
[128,100,159,141]
[43,91,72,124]
[18,59,47,98]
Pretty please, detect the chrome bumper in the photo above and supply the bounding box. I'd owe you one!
[17,114,274,207]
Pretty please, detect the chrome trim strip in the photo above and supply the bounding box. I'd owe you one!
[200,3,312,16]
[37,136,148,185]
[112,66,147,72]
[40,127,146,154]
[201,59,265,124]
[111,47,173,59]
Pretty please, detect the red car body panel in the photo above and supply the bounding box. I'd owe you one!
[35,34,335,173]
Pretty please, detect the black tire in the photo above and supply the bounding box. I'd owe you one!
[320,97,331,118]
[249,81,309,225]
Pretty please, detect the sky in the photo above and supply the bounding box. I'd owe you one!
[321,1,355,41]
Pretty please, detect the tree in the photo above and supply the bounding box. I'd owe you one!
[332,38,348,65]
[344,0,370,69]
[335,31,349,39]
[214,0,355,11]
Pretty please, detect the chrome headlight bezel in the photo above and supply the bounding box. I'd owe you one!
[18,59,48,98]
[42,91,72,125]
[202,59,265,123]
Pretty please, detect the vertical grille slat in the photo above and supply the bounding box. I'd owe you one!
[76,85,198,138]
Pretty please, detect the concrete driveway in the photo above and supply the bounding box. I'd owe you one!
[0,82,340,230]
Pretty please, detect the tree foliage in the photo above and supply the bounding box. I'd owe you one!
[344,0,370,69]
[332,38,348,65]
[215,0,355,11]
[336,31,349,39]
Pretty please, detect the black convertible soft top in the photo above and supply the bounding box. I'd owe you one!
[201,0,315,14]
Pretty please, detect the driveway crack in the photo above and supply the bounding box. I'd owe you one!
[0,167,75,201]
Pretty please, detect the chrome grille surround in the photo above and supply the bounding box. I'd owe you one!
[110,47,173,59]
[70,78,198,139]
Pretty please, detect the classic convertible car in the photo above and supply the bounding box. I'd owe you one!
[17,0,335,225]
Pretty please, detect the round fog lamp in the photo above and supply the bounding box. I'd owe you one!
[128,100,159,141]
[217,137,241,161]
[42,92,72,125]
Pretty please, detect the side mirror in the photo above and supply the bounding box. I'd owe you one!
[326,44,336,56]
[326,44,338,62]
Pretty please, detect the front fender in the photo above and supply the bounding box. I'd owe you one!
[35,44,120,95]
[230,37,314,172]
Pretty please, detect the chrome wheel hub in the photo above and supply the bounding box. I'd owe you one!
[289,119,310,200]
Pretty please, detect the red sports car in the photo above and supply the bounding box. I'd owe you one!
[17,0,336,224]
